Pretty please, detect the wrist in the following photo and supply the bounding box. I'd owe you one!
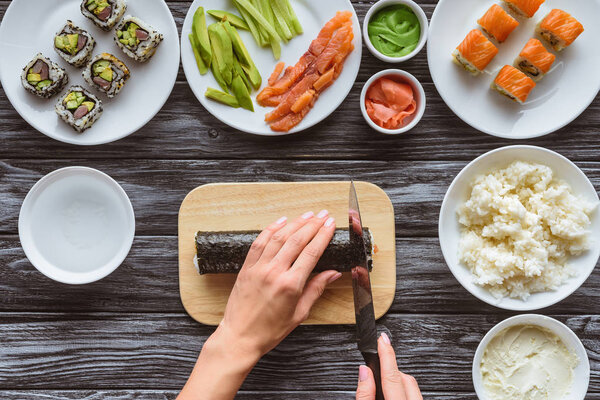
[205,325,262,372]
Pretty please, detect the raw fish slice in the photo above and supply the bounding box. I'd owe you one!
[454,29,498,73]
[492,65,536,103]
[270,94,318,132]
[264,68,320,122]
[313,67,335,91]
[256,52,316,103]
[308,10,352,55]
[516,38,555,77]
[503,0,545,18]
[316,23,353,74]
[478,4,519,43]
[538,9,584,50]
[268,62,286,86]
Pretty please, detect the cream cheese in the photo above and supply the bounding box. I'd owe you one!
[481,325,578,400]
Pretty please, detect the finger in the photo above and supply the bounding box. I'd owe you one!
[243,217,287,268]
[356,365,375,400]
[293,270,341,323]
[273,210,329,268]
[258,211,315,264]
[401,374,423,400]
[290,216,336,282]
[378,333,407,400]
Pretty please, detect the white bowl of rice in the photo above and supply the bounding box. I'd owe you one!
[439,145,600,310]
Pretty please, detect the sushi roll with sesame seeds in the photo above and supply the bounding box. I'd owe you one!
[55,86,103,133]
[21,54,68,99]
[54,21,96,68]
[114,16,163,62]
[81,0,127,31]
[83,53,130,98]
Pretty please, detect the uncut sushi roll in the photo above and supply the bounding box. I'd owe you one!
[21,54,68,99]
[453,29,499,75]
[55,86,103,132]
[536,9,584,51]
[514,38,555,81]
[502,0,545,18]
[477,4,519,43]
[54,20,96,68]
[81,0,127,31]
[491,65,536,104]
[194,228,375,275]
[114,16,164,62]
[83,53,130,98]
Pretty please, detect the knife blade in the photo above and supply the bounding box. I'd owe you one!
[349,181,383,400]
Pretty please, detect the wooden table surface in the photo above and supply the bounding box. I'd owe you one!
[1,1,599,399]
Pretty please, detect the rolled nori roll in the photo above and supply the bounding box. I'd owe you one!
[81,0,127,31]
[194,228,374,275]
[54,20,96,68]
[114,16,164,62]
[21,54,68,99]
[82,53,130,98]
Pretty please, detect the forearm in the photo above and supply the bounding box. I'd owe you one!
[178,327,261,400]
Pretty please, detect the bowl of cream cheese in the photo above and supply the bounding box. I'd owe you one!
[473,314,589,400]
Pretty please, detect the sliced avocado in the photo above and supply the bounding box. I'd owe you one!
[192,6,212,67]
[66,100,79,110]
[99,67,113,81]
[64,92,77,102]
[233,56,252,92]
[93,60,110,74]
[82,101,95,111]
[67,34,79,54]
[189,34,208,75]
[119,39,129,45]
[223,21,261,89]
[209,43,229,92]
[117,30,123,38]
[207,10,250,30]
[208,23,233,85]
[128,37,137,47]
[122,31,131,40]
[36,80,52,90]
[205,87,239,108]
[27,73,41,83]
[54,36,66,50]
[231,75,254,111]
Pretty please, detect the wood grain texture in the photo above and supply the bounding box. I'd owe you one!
[0,313,598,392]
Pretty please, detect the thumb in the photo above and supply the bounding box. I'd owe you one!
[294,270,341,323]
[356,365,375,400]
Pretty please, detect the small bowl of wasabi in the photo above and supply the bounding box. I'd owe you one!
[363,0,429,63]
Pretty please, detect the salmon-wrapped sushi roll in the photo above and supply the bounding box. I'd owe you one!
[453,30,499,75]
[514,38,555,81]
[536,9,584,51]
[503,0,545,18]
[478,4,519,43]
[491,65,536,104]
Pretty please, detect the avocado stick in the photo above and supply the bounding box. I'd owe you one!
[209,39,229,92]
[208,23,233,85]
[192,7,212,67]
[233,56,252,92]
[284,0,303,34]
[223,21,262,89]
[189,34,208,75]
[270,0,293,40]
[205,87,240,108]
[231,75,254,111]
[207,10,249,30]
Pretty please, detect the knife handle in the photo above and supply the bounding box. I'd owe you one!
[362,351,384,400]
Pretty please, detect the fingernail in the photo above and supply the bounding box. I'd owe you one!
[328,272,342,283]
[302,211,314,219]
[358,365,369,382]
[381,332,391,345]
[324,217,335,227]
[276,216,287,225]
[317,209,329,218]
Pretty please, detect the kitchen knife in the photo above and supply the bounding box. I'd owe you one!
[349,181,383,400]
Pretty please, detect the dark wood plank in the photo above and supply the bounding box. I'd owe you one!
[0,313,598,392]
[2,236,599,315]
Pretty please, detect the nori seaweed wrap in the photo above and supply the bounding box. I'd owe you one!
[21,54,68,99]
[54,20,96,68]
[81,0,127,31]
[82,53,130,98]
[114,16,164,62]
[194,228,374,275]
[55,85,103,133]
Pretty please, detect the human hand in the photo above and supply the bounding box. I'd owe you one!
[215,210,341,359]
[356,333,423,400]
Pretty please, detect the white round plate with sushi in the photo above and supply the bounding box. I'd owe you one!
[428,0,600,139]
[180,0,362,136]
[0,0,180,145]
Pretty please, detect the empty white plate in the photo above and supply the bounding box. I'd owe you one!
[0,0,179,145]
[428,0,600,139]
[181,0,362,135]
[19,167,135,284]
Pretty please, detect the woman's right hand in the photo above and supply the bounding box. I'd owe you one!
[356,333,423,400]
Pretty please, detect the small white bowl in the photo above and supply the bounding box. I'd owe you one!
[439,145,600,310]
[360,69,426,134]
[19,167,135,285]
[363,0,429,63]
[473,314,590,400]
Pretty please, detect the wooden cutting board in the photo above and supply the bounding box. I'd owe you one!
[178,181,396,325]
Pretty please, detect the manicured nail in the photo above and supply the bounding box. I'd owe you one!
[328,272,342,283]
[317,209,329,218]
[302,211,314,219]
[276,216,287,225]
[381,332,391,345]
[324,217,335,227]
[359,365,369,382]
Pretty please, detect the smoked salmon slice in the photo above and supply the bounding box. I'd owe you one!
[268,62,286,86]
[453,29,499,75]
[537,9,584,51]
[491,65,536,104]
[308,11,352,55]
[503,0,545,18]
[514,38,555,80]
[477,4,519,43]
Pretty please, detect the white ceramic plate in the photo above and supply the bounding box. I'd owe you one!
[473,314,590,400]
[181,0,362,136]
[439,145,600,311]
[0,0,179,145]
[19,167,135,284]
[428,0,600,139]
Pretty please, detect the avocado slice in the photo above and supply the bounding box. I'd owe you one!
[99,67,113,81]
[93,60,110,74]
[208,23,233,85]
[233,56,252,92]
[66,100,79,110]
[82,101,95,111]
[189,34,208,75]
[231,75,254,111]
[66,34,79,54]
[192,7,212,67]
[207,10,250,30]
[209,41,229,92]
[223,21,261,89]
[27,73,41,83]
[205,87,239,108]
[36,80,52,90]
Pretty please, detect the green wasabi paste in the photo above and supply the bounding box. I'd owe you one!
[368,4,421,57]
